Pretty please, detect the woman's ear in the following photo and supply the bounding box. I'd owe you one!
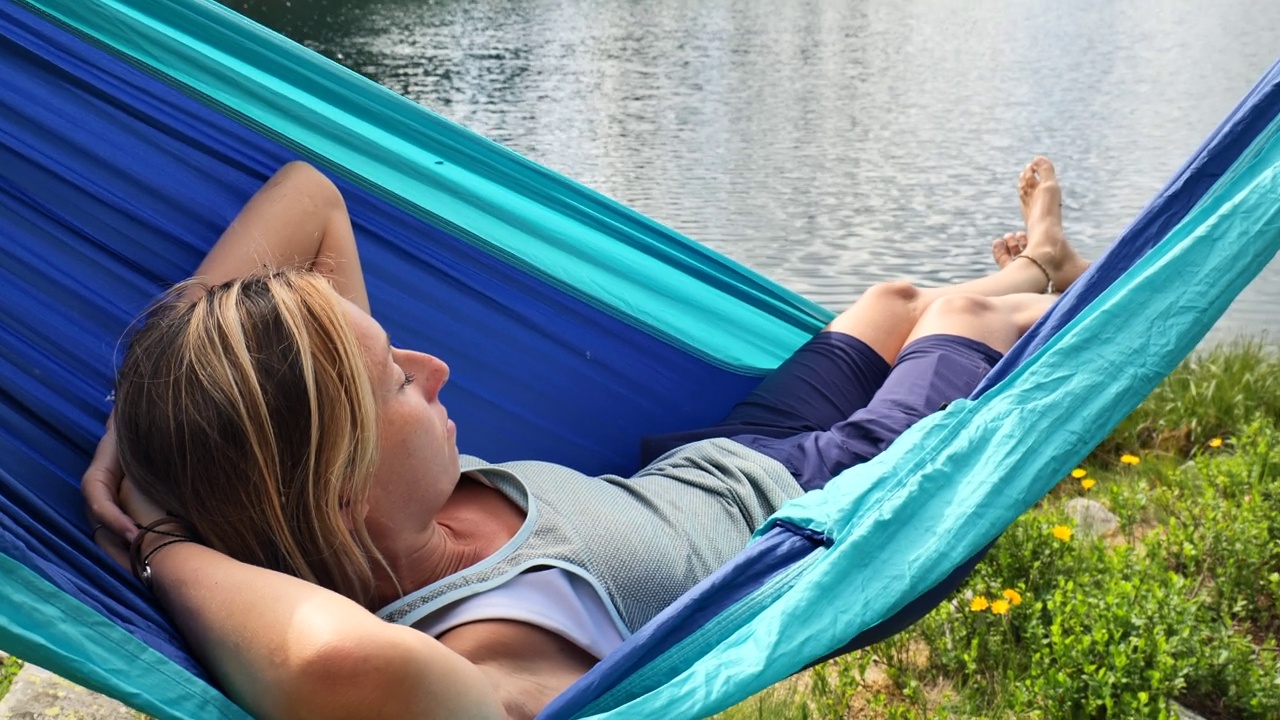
[338,496,356,531]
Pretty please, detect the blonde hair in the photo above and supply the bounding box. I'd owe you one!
[114,270,389,606]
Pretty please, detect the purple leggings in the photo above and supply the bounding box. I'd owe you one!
[641,332,1003,490]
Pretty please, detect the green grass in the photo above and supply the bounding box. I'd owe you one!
[0,655,24,702]
[1101,338,1280,460]
[714,340,1280,720]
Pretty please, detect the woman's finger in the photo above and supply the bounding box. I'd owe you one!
[91,524,132,571]
[81,417,138,542]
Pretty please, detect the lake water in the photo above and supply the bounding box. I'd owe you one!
[223,0,1280,344]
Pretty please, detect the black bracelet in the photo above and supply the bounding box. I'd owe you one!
[136,538,197,592]
[129,516,198,592]
[133,518,193,540]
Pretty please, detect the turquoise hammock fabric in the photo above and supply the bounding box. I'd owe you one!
[550,61,1280,718]
[0,1,1277,719]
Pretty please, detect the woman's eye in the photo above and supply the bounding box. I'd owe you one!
[401,372,417,389]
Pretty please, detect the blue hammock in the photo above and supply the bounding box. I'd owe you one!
[2,0,1279,718]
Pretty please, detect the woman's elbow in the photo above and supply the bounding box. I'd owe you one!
[269,161,344,214]
[281,629,504,720]
[277,639,395,720]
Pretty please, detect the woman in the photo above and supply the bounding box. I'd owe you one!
[83,157,1087,720]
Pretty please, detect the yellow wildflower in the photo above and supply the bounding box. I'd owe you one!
[1070,468,1087,479]
[1120,453,1141,466]
[1052,525,1073,542]
[1080,477,1096,491]
[970,595,990,612]
[1002,588,1023,606]
[1208,437,1223,448]
[990,599,1011,615]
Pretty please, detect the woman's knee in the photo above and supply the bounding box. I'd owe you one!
[847,281,923,314]
[910,294,1019,352]
[919,294,999,322]
[824,281,929,361]
[827,281,922,338]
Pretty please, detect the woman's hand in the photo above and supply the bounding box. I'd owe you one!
[83,420,191,584]
[82,415,137,566]
[82,415,178,556]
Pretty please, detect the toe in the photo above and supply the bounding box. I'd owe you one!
[993,232,1025,269]
[992,235,1011,266]
[1003,232,1022,259]
[1030,156,1058,184]
[1019,163,1037,207]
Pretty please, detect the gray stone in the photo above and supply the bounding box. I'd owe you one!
[0,663,139,719]
[1065,497,1120,539]
[1172,701,1208,720]
[1179,459,1203,481]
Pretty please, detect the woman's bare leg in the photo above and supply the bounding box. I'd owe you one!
[914,157,1088,301]
[905,292,1057,355]
[826,157,1087,363]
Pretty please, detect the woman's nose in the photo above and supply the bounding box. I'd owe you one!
[420,354,449,396]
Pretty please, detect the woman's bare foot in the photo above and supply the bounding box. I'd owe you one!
[991,231,1028,269]
[1017,157,1090,291]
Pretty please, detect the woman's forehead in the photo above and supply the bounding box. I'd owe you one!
[340,298,383,344]
[339,300,393,381]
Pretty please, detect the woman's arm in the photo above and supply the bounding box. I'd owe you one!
[83,164,504,718]
[148,544,505,720]
[84,161,370,540]
[192,161,370,312]
[125,484,505,720]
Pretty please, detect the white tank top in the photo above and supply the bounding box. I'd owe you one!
[410,568,626,659]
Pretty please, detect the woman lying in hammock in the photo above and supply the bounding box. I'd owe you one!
[82,157,1088,720]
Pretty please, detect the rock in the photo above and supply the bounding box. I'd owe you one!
[1172,701,1208,719]
[1179,459,1203,481]
[1065,498,1120,539]
[0,663,139,719]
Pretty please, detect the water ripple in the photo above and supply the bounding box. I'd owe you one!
[227,0,1280,344]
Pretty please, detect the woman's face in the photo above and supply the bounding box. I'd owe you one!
[342,300,460,542]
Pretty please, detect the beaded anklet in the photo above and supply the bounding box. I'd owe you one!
[1016,254,1056,294]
